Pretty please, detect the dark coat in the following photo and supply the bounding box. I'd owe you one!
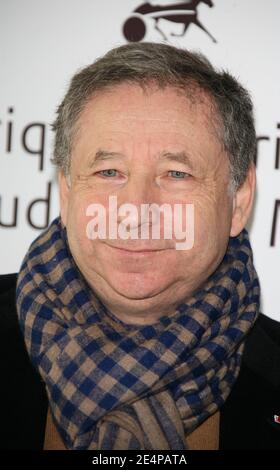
[0,273,279,450]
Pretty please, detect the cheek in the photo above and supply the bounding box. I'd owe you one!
[193,193,232,252]
[66,192,107,256]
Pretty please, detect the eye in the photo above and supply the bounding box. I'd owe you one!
[98,169,118,177]
[168,170,190,179]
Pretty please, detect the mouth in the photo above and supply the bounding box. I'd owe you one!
[106,244,171,256]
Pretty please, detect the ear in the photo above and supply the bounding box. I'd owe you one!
[58,171,70,227]
[230,162,256,237]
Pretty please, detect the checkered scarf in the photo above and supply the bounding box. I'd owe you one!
[16,216,260,450]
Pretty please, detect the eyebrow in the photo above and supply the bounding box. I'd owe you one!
[89,149,123,167]
[158,151,194,170]
[90,148,194,170]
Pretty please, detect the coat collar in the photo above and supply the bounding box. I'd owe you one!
[242,312,280,388]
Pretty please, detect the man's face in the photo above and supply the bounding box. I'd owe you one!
[59,83,236,323]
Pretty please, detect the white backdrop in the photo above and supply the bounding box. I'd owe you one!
[0,0,279,321]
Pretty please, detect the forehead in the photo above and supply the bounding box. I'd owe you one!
[78,82,216,128]
[72,83,224,165]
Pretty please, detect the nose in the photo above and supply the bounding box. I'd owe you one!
[116,173,160,232]
[107,172,175,250]
[118,172,157,205]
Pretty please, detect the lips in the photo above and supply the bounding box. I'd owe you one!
[106,243,170,254]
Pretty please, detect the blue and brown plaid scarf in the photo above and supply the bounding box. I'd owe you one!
[16,216,260,450]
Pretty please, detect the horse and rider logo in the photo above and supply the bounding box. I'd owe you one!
[122,1,216,43]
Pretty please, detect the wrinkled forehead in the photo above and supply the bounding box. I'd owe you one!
[76,81,220,134]
[70,82,225,168]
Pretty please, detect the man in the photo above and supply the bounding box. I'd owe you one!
[0,42,279,450]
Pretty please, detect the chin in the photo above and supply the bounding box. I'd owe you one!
[105,271,168,300]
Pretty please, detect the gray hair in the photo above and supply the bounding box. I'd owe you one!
[51,42,256,193]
